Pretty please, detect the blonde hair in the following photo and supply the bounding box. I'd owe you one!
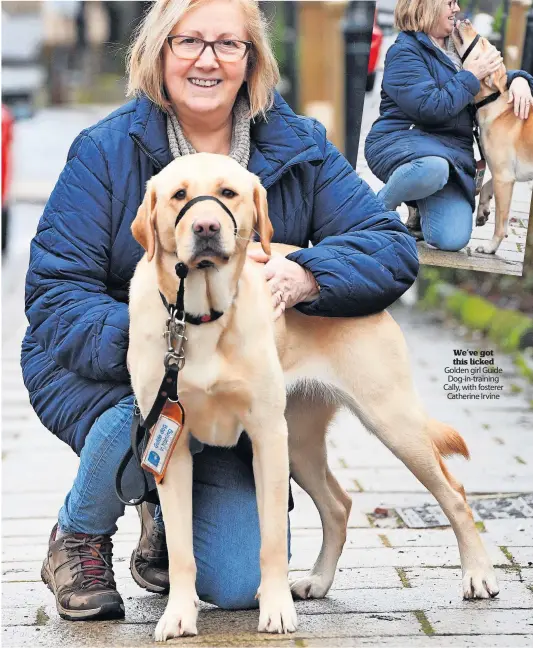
[394,0,445,33]
[126,0,280,119]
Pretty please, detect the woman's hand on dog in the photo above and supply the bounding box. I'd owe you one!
[247,250,320,319]
[463,45,503,80]
[508,76,532,120]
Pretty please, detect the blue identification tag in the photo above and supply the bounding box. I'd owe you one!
[141,400,184,483]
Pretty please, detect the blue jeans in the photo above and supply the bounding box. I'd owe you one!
[58,395,290,610]
[377,156,473,251]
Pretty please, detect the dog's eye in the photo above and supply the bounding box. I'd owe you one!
[221,188,237,199]
[174,189,186,200]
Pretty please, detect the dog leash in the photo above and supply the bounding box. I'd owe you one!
[115,194,240,506]
[115,262,189,506]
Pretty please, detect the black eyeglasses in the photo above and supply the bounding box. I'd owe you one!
[167,35,252,62]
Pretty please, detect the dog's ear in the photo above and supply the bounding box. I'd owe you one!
[491,64,508,95]
[485,66,507,95]
[481,38,507,95]
[253,179,273,256]
[132,181,157,262]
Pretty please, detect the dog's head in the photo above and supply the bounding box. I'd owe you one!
[132,153,273,267]
[451,19,507,97]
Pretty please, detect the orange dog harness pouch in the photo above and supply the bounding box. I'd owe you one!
[474,159,486,195]
[141,400,185,484]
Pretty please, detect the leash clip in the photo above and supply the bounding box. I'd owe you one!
[164,350,185,371]
[163,314,187,371]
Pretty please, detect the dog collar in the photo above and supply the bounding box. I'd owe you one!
[474,91,501,111]
[460,34,481,63]
[159,290,223,325]
[175,195,238,236]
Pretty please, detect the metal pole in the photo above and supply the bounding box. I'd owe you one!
[343,0,375,169]
[521,5,533,74]
[282,0,298,111]
[500,0,510,49]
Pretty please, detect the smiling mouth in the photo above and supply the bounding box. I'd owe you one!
[189,78,221,88]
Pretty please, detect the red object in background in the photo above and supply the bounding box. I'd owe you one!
[2,104,13,207]
[2,104,14,252]
[367,14,383,92]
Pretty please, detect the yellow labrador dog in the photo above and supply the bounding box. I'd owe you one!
[452,20,533,255]
[128,153,499,641]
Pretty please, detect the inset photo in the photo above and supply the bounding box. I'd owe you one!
[359,0,533,276]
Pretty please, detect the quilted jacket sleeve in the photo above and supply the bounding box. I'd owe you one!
[383,43,480,125]
[286,123,419,317]
[24,131,130,384]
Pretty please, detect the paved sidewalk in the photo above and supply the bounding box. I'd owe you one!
[357,45,532,277]
[3,238,533,646]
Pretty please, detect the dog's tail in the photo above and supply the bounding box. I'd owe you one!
[427,418,470,459]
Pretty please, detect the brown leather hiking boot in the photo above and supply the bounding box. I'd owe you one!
[406,205,424,241]
[130,502,169,594]
[41,524,125,621]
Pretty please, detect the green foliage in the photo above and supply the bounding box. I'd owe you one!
[420,281,446,309]
[445,290,469,318]
[459,295,497,330]
[493,1,504,35]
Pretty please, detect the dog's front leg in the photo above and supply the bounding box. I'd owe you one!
[154,433,199,641]
[476,177,493,226]
[476,177,514,254]
[246,413,297,634]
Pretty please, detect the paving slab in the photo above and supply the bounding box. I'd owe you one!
[404,567,521,585]
[348,638,533,647]
[0,611,424,646]
[4,580,529,630]
[288,544,508,571]
[383,529,483,548]
[427,608,533,635]
[502,546,533,568]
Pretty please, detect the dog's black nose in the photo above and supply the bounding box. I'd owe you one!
[193,218,221,239]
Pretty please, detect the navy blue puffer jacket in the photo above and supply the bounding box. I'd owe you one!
[365,31,533,209]
[22,92,418,454]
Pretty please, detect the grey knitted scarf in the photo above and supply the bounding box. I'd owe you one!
[166,94,251,167]
[430,35,463,71]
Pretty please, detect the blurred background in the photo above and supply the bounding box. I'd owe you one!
[1,0,379,261]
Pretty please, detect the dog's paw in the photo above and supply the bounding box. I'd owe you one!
[476,210,490,227]
[257,583,298,634]
[475,243,497,255]
[154,598,199,641]
[462,566,500,599]
[290,573,331,600]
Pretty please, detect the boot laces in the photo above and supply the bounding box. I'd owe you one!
[64,535,114,589]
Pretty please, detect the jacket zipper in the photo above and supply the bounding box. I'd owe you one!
[130,134,162,170]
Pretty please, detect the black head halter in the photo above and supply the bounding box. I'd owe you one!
[174,195,238,236]
[460,34,481,64]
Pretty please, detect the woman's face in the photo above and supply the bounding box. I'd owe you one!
[163,0,250,120]
[432,0,460,39]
